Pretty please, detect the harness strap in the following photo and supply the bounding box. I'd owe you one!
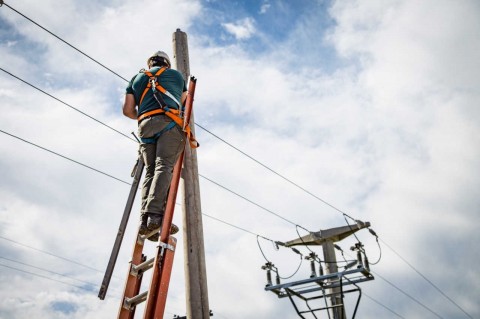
[137,108,168,122]
[137,96,199,148]
[162,106,199,149]
[140,121,177,144]
[139,67,167,106]
[138,108,198,148]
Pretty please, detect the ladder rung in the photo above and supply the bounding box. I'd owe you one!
[131,257,155,276]
[137,228,161,243]
[124,291,148,310]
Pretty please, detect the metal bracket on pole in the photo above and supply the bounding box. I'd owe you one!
[159,240,176,253]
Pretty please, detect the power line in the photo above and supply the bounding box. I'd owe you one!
[373,271,444,319]
[0,235,117,276]
[0,262,95,292]
[1,2,129,82]
[363,292,405,319]
[199,174,299,227]
[194,123,357,222]
[0,67,136,143]
[379,238,473,319]
[342,249,446,319]
[0,129,131,185]
[202,212,261,238]
[0,255,97,287]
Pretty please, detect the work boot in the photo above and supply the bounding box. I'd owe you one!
[138,214,148,235]
[147,214,163,231]
[146,223,180,242]
[170,223,179,235]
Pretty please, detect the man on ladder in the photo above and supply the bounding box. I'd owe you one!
[122,51,186,240]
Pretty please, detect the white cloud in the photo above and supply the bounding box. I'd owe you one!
[222,17,256,40]
[260,2,271,14]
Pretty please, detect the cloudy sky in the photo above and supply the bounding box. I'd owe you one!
[1,0,479,318]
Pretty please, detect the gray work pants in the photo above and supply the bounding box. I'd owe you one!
[138,115,185,217]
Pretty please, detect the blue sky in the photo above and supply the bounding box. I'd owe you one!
[1,0,479,318]
[191,0,343,72]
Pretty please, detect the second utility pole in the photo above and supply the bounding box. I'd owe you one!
[172,28,210,319]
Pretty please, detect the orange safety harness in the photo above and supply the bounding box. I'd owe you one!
[137,67,198,148]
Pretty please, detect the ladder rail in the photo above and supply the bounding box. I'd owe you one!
[143,155,183,318]
[99,158,145,300]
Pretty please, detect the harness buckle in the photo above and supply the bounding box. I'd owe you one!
[149,77,157,91]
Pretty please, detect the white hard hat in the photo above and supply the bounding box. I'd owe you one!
[147,51,171,67]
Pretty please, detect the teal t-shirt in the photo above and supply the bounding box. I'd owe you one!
[126,67,187,116]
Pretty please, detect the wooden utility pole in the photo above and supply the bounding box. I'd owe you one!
[172,28,210,319]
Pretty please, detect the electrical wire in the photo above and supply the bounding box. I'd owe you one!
[373,271,445,319]
[206,208,305,279]
[256,236,303,280]
[0,262,95,292]
[202,212,261,237]
[0,256,97,287]
[195,122,358,223]
[0,235,120,278]
[0,67,136,143]
[362,292,406,319]
[379,238,473,319]
[343,213,361,244]
[368,235,382,266]
[294,225,317,255]
[2,2,129,82]
[342,247,446,319]
[0,129,131,185]
[199,174,299,227]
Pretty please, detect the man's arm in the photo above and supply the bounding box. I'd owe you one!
[181,91,188,105]
[123,93,137,119]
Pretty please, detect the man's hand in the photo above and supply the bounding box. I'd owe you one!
[123,94,137,119]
